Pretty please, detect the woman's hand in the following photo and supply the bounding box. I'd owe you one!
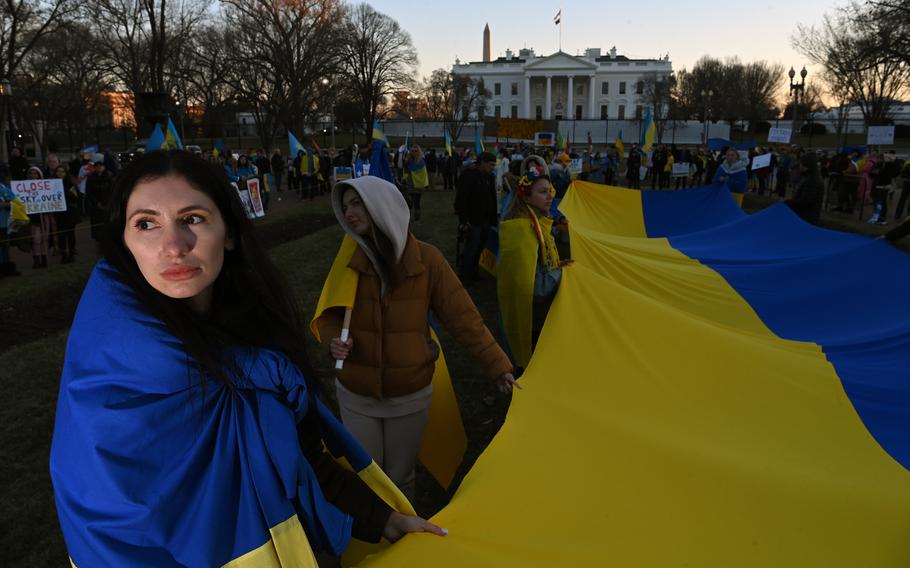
[329,337,353,360]
[382,511,447,543]
[494,372,521,394]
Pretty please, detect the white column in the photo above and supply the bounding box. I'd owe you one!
[545,75,552,119]
[524,76,531,118]
[588,75,596,119]
[567,76,574,120]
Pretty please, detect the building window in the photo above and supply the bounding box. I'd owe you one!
[635,105,642,119]
[619,81,626,94]
[494,83,501,96]
[576,84,584,96]
[575,105,583,119]
[511,105,518,119]
[618,104,626,120]
[601,82,609,95]
[636,81,643,95]
[535,105,543,120]
[494,105,501,118]
[600,105,609,119]
[511,82,518,96]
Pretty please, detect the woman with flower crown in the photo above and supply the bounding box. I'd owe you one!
[497,156,573,370]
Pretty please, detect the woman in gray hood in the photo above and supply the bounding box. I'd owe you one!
[314,176,517,499]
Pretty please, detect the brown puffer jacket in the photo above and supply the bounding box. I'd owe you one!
[317,233,512,399]
[317,176,512,399]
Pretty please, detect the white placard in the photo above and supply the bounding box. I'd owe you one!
[236,188,255,219]
[245,178,266,217]
[671,163,690,177]
[867,126,895,146]
[751,153,772,170]
[569,158,583,174]
[11,178,66,214]
[738,150,750,161]
[768,127,792,144]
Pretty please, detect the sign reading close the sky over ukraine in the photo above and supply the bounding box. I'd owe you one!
[11,178,66,214]
[767,128,792,144]
[867,126,895,145]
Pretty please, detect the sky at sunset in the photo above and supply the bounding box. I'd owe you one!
[367,0,842,90]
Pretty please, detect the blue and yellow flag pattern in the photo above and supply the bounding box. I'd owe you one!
[356,181,910,567]
[640,107,655,153]
[165,117,183,150]
[312,236,468,490]
[443,126,453,156]
[289,131,306,157]
[51,260,414,568]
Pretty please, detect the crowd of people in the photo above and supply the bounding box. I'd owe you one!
[0,126,900,566]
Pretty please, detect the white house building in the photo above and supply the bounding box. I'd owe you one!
[452,25,672,122]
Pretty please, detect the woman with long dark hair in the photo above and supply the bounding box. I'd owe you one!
[50,150,443,567]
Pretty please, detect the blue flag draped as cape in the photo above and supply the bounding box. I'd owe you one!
[50,260,410,566]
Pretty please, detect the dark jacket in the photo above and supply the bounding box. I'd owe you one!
[86,170,114,240]
[454,165,497,226]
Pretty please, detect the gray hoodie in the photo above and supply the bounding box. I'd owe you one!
[332,176,410,296]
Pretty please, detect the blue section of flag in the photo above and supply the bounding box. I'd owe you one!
[444,126,453,156]
[145,123,165,151]
[288,131,306,157]
[641,186,910,470]
[166,117,184,150]
[372,120,388,146]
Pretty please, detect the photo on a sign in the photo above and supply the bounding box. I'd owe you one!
[246,178,266,218]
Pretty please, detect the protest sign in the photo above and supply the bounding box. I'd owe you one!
[246,178,265,217]
[11,178,66,214]
[767,128,792,144]
[334,166,353,182]
[672,163,690,177]
[751,153,772,170]
[534,132,556,147]
[867,126,895,146]
[569,158,583,174]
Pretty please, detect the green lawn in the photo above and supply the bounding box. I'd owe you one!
[0,189,510,566]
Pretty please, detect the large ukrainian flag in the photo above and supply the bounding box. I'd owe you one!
[356,181,910,566]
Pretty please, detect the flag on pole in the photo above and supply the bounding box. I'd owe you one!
[165,117,183,150]
[145,123,165,151]
[213,139,224,158]
[403,130,410,152]
[615,129,625,158]
[444,126,453,157]
[556,132,564,152]
[311,137,321,153]
[640,108,656,153]
[288,131,306,157]
[475,128,484,154]
[554,9,561,24]
[372,120,388,146]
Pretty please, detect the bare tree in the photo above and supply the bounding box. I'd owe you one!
[88,0,210,131]
[794,7,910,126]
[0,0,76,80]
[17,21,112,151]
[736,61,785,132]
[423,68,489,143]
[221,0,346,149]
[639,71,674,142]
[177,23,237,137]
[341,3,417,142]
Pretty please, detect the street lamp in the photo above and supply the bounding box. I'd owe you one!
[0,78,11,163]
[700,89,713,145]
[788,66,807,138]
[321,78,336,151]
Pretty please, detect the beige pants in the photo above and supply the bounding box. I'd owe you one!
[335,380,432,501]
